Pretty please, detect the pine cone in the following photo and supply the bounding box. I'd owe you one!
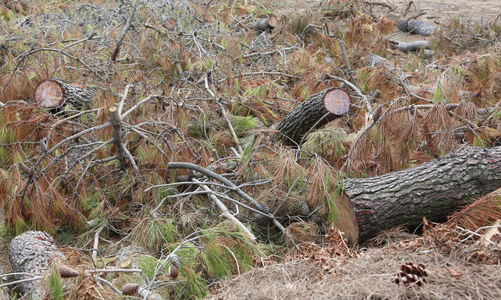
[122,283,140,295]
[59,265,79,278]
[169,254,180,268]
[394,262,427,286]
[300,201,310,216]
[170,266,178,278]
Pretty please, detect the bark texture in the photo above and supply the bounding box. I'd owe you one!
[277,88,350,145]
[390,40,433,58]
[397,18,434,36]
[343,146,501,242]
[249,15,278,32]
[8,231,64,298]
[34,79,94,110]
[108,105,128,170]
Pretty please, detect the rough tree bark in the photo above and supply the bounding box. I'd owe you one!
[397,18,434,36]
[277,88,351,145]
[8,231,64,298]
[337,146,501,243]
[249,15,279,32]
[34,79,94,110]
[108,105,128,170]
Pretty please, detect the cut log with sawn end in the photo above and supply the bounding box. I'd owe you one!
[334,146,501,244]
[249,15,279,32]
[34,79,94,110]
[277,88,351,145]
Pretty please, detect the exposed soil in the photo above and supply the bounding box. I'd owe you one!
[209,246,501,300]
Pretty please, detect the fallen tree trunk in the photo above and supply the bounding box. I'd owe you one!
[249,15,279,32]
[8,231,64,299]
[390,40,433,58]
[277,88,351,145]
[34,79,94,110]
[397,18,434,36]
[336,146,501,243]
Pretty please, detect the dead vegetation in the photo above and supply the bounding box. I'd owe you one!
[0,0,500,299]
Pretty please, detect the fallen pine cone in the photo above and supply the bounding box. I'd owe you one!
[394,262,427,286]
[59,265,79,278]
[122,283,140,295]
[170,266,178,279]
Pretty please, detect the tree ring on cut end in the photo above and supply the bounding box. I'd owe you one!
[34,80,64,108]
[323,88,351,116]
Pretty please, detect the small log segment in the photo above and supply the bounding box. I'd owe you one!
[390,40,433,58]
[34,79,94,110]
[163,17,177,31]
[249,15,279,32]
[338,146,501,243]
[108,105,128,170]
[8,231,64,298]
[397,18,434,36]
[277,88,351,145]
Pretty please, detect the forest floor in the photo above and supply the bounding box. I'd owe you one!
[210,1,501,299]
[0,0,500,299]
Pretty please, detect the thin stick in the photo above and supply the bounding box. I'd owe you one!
[192,178,256,241]
[111,1,138,62]
[92,226,105,262]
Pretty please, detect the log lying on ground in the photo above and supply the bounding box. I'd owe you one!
[390,40,433,58]
[277,88,351,145]
[34,79,94,110]
[249,15,279,32]
[8,231,64,298]
[397,18,434,36]
[336,146,501,243]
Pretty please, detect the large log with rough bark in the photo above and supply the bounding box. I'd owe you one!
[8,231,64,298]
[336,146,501,243]
[34,79,94,110]
[277,88,351,145]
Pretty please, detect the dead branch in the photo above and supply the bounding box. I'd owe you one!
[167,162,285,231]
[111,1,138,62]
[109,105,131,171]
[192,177,257,241]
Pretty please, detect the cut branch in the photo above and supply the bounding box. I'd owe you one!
[249,15,279,32]
[34,79,94,110]
[277,88,351,145]
[111,1,138,62]
[108,105,129,170]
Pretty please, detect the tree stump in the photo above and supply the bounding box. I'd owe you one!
[249,15,279,32]
[8,231,64,298]
[335,146,501,243]
[34,79,94,110]
[277,88,351,145]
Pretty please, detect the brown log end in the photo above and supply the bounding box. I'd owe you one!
[268,15,279,28]
[163,18,177,31]
[323,88,351,116]
[333,193,359,244]
[34,79,64,108]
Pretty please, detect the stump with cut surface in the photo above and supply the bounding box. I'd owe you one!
[249,15,279,32]
[34,79,94,110]
[335,146,501,243]
[277,88,351,145]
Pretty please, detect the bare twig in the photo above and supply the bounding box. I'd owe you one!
[111,1,138,62]
[192,178,257,241]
